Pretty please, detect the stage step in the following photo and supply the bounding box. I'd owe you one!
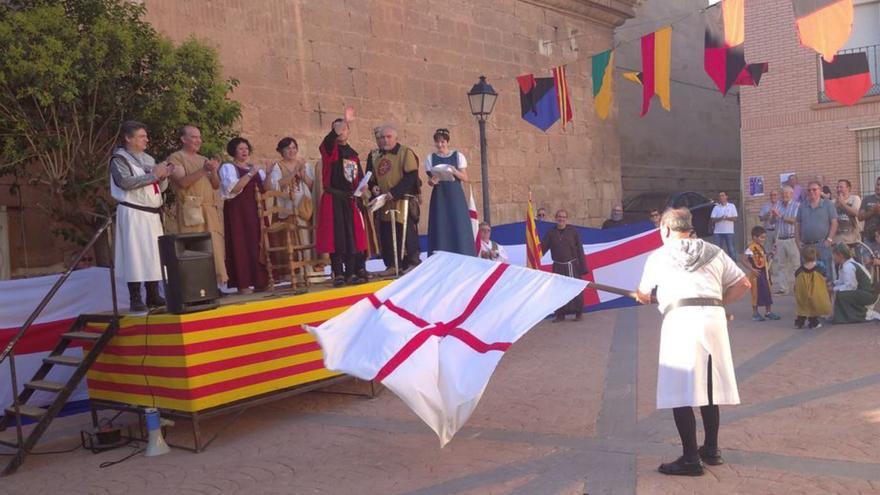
[42,355,82,367]
[62,331,101,341]
[80,314,117,323]
[25,380,64,393]
[3,405,46,420]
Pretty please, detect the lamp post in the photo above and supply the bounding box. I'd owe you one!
[467,75,498,224]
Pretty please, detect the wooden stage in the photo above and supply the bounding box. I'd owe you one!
[83,280,390,449]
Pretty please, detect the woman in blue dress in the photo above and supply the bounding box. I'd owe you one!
[426,128,475,256]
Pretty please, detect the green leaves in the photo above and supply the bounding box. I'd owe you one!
[0,0,241,245]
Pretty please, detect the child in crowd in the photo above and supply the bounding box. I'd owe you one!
[743,226,780,321]
[794,245,832,329]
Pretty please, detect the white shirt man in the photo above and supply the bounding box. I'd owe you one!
[710,192,738,260]
[757,190,781,255]
[833,179,861,245]
[773,186,800,294]
[637,207,750,476]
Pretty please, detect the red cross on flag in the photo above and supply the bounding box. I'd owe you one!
[308,252,587,445]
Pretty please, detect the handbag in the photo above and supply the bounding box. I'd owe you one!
[296,196,314,222]
[182,195,205,227]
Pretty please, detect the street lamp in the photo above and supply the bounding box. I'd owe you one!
[467,75,498,224]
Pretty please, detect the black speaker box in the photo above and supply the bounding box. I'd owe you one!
[159,233,219,314]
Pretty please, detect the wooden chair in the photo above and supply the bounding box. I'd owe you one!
[256,189,318,290]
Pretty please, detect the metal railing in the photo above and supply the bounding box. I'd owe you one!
[818,43,880,103]
[0,215,117,449]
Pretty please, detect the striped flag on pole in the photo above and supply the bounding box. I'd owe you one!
[552,65,573,129]
[469,185,480,254]
[525,192,542,268]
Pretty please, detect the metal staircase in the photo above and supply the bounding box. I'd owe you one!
[0,314,119,475]
[0,216,118,476]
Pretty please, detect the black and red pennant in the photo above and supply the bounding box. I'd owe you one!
[822,52,872,106]
[704,0,768,96]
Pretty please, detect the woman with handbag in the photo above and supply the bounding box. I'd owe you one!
[268,137,316,280]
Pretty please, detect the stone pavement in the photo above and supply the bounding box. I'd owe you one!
[2,293,879,494]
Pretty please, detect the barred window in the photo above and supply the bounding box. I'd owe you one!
[858,128,880,197]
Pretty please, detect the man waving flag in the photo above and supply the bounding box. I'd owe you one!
[308,252,586,446]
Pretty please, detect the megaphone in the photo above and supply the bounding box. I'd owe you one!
[144,408,171,457]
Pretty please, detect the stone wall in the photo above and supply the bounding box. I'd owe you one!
[141,0,636,226]
[615,0,742,207]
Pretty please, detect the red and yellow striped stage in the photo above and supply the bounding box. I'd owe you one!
[84,281,389,412]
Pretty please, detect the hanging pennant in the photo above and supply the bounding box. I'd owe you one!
[704,0,769,96]
[517,67,572,132]
[792,0,854,62]
[591,49,614,120]
[552,65,573,129]
[822,52,872,105]
[623,26,671,116]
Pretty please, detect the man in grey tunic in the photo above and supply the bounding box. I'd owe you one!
[110,120,173,312]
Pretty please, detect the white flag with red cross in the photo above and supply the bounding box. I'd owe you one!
[308,252,586,445]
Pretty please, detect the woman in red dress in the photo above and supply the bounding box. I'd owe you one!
[219,137,269,294]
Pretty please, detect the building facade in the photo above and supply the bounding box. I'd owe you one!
[741,0,880,235]
[0,0,638,277]
[615,0,742,208]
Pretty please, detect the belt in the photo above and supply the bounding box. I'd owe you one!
[662,297,724,317]
[119,201,162,214]
[765,228,776,231]
[777,235,795,240]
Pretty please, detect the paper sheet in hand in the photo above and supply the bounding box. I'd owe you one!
[369,193,389,213]
[306,252,587,446]
[429,164,456,182]
[354,171,372,197]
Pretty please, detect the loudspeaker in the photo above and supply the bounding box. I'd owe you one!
[143,408,171,457]
[159,233,219,314]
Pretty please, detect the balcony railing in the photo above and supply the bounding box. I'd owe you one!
[818,43,880,103]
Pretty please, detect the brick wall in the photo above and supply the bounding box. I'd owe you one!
[142,0,637,227]
[740,0,880,236]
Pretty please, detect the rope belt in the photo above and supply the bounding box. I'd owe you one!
[662,297,724,317]
[553,259,578,277]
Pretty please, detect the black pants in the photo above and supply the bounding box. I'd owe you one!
[379,219,420,270]
[671,355,720,461]
[330,252,365,279]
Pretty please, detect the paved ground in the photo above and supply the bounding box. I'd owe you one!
[2,293,880,494]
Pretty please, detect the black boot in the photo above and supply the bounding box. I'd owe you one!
[658,456,704,476]
[128,282,146,312]
[144,281,166,308]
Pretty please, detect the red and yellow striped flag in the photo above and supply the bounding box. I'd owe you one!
[552,65,573,129]
[526,192,543,269]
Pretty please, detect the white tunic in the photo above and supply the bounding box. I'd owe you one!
[110,149,165,283]
[638,239,746,409]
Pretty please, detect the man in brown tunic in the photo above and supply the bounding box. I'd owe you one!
[541,209,588,321]
[168,125,227,284]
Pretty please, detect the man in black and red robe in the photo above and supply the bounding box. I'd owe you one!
[316,114,368,286]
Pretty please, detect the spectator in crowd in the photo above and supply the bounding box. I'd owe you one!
[815,175,833,201]
[833,179,861,247]
[757,190,781,255]
[167,125,226,286]
[601,204,625,229]
[858,176,880,243]
[536,207,548,222]
[743,226,779,321]
[773,186,800,294]
[219,137,269,294]
[797,181,837,280]
[478,222,508,262]
[110,120,171,312]
[831,243,876,324]
[794,245,831,329]
[542,209,588,322]
[785,173,803,203]
[425,128,474,257]
[710,191,737,259]
[650,209,661,228]
[316,111,369,286]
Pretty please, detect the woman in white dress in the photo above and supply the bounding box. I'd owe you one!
[268,137,316,278]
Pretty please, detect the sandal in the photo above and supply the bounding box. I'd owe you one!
[332,277,346,288]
